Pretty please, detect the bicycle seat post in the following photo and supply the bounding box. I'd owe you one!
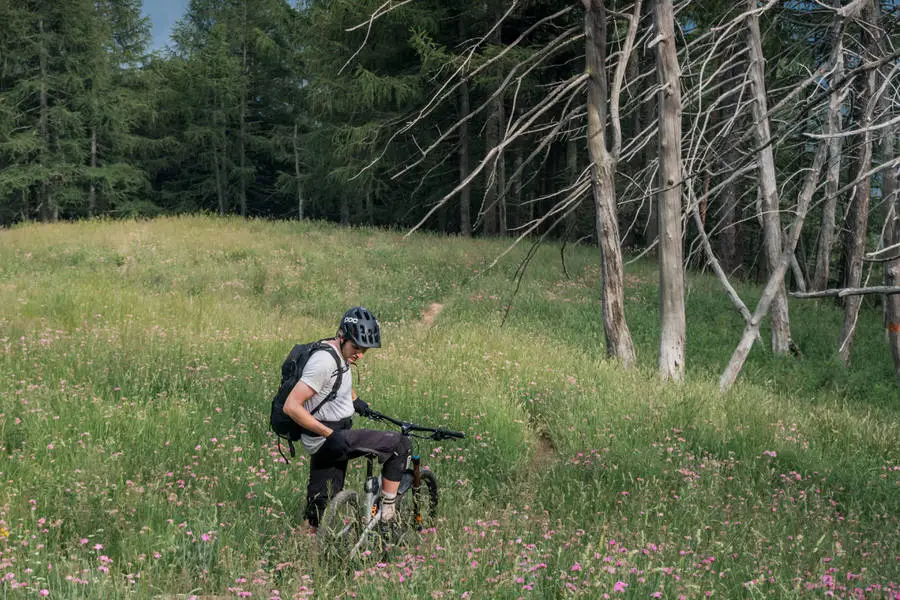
[362,456,378,495]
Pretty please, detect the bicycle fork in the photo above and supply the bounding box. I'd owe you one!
[411,454,422,530]
[349,454,424,556]
[350,458,382,556]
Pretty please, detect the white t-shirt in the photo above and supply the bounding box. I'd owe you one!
[298,346,354,454]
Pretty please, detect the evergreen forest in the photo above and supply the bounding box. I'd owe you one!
[1,0,898,378]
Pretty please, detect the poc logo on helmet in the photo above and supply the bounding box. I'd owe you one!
[344,317,359,324]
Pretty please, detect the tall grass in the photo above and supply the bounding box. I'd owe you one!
[0,216,897,599]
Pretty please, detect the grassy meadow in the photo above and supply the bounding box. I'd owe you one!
[0,215,897,599]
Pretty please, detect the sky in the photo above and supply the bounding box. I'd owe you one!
[141,0,190,51]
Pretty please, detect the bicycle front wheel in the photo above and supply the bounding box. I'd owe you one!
[396,469,439,532]
[317,489,363,562]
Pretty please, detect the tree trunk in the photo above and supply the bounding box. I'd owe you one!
[214,144,225,216]
[89,128,97,218]
[654,0,686,381]
[640,15,658,247]
[239,100,247,217]
[584,0,636,367]
[238,1,249,218]
[458,15,472,237]
[745,0,791,354]
[877,16,900,384]
[217,92,227,216]
[716,55,745,276]
[812,0,848,291]
[294,123,303,220]
[365,181,374,224]
[483,100,499,235]
[838,0,877,367]
[511,145,523,232]
[565,136,578,239]
[497,97,507,236]
[592,161,636,365]
[790,254,808,293]
[38,18,53,222]
[239,39,248,217]
[481,7,503,237]
[716,174,743,275]
[885,182,900,385]
[720,141,828,390]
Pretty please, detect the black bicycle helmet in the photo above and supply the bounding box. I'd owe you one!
[339,306,381,348]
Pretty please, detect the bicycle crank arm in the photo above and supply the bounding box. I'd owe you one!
[350,513,382,556]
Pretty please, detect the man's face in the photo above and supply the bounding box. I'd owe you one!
[341,337,367,364]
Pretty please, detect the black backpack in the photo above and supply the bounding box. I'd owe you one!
[270,340,343,461]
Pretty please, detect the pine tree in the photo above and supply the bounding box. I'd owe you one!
[154,0,294,216]
[82,0,152,217]
[0,0,151,222]
[297,0,435,225]
[0,1,92,221]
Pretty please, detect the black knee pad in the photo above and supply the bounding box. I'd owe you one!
[382,436,413,481]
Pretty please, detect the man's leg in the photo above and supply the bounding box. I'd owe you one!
[342,429,412,520]
[304,436,351,528]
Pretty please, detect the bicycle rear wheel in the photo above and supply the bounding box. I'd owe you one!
[317,489,363,561]
[396,469,439,533]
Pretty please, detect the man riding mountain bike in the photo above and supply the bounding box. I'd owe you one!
[281,307,411,531]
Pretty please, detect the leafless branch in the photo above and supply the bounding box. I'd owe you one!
[339,0,415,75]
[389,24,583,181]
[352,5,576,182]
[403,72,590,237]
[791,286,900,298]
[805,113,900,139]
[609,0,643,159]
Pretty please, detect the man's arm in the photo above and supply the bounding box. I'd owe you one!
[283,380,334,438]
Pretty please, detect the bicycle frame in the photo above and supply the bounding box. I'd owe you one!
[349,449,428,555]
[341,410,464,556]
[349,456,384,555]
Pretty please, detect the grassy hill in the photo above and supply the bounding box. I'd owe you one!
[0,216,897,599]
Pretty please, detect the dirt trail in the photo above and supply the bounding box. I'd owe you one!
[417,300,556,470]
[420,302,443,325]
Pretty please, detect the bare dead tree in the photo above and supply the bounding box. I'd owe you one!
[653,0,685,381]
[812,0,851,291]
[885,199,900,383]
[874,0,898,383]
[744,0,793,355]
[720,140,829,391]
[339,0,897,387]
[838,0,882,367]
[581,0,642,367]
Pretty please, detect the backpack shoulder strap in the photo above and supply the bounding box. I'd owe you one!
[306,341,344,417]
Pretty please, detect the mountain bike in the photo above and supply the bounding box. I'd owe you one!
[317,408,465,561]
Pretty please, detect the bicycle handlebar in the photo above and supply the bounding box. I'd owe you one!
[361,408,466,441]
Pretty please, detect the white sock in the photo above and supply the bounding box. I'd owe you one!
[381,492,397,521]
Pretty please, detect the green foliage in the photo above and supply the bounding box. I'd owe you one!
[0,217,897,598]
[0,0,151,222]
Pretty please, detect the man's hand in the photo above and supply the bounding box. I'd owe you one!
[353,398,371,417]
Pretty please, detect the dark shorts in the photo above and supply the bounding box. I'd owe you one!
[304,428,412,527]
